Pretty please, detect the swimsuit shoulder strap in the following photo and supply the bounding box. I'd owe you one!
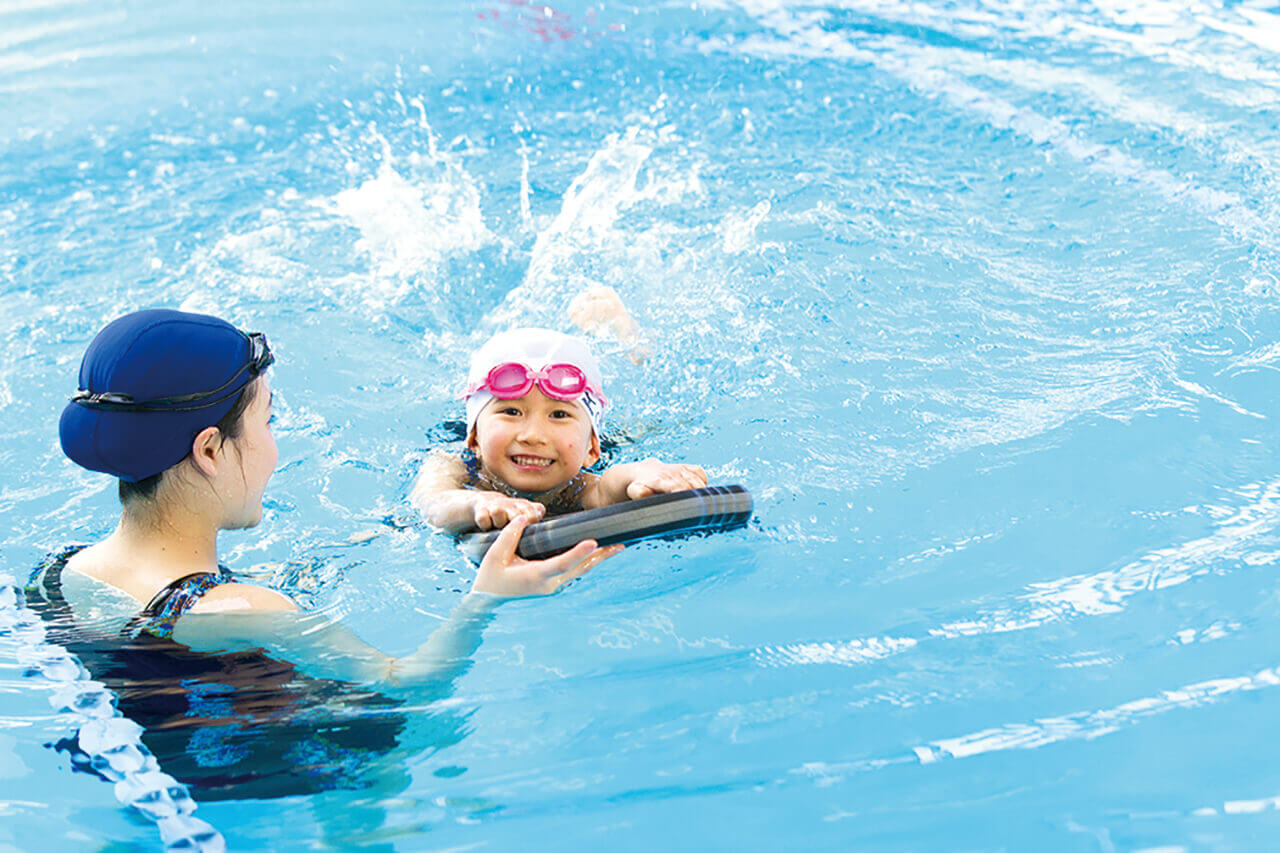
[25,545,87,621]
[26,547,234,642]
[123,567,232,640]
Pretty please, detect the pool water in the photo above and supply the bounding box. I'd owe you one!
[4,0,1280,849]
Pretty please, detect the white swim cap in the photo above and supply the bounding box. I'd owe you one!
[464,328,607,438]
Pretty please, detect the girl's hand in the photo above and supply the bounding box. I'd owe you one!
[624,459,708,500]
[467,492,545,531]
[473,516,623,597]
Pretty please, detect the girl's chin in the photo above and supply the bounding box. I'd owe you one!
[508,475,560,491]
[503,468,568,491]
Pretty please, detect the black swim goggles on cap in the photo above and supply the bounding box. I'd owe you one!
[71,332,274,412]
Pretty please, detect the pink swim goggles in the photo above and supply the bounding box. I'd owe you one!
[463,362,608,405]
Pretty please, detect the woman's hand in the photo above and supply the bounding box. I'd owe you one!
[473,515,623,598]
[623,459,708,500]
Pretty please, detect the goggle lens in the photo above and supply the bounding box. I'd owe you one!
[482,362,589,401]
[487,362,535,397]
[542,364,586,396]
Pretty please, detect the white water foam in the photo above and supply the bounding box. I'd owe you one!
[179,121,495,316]
[487,125,655,327]
[758,474,1280,677]
[1194,789,1280,817]
[719,200,774,254]
[755,635,918,667]
[484,118,711,333]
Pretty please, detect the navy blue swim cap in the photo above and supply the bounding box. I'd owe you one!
[59,309,273,482]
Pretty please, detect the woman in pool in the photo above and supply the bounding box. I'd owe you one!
[410,325,707,534]
[32,308,615,685]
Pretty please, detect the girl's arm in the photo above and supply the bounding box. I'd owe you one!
[410,450,544,533]
[409,451,474,530]
[580,458,709,508]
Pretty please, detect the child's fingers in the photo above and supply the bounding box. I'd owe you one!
[627,482,656,500]
[482,514,529,564]
[671,465,705,488]
[631,474,699,498]
[514,500,545,522]
[474,507,494,530]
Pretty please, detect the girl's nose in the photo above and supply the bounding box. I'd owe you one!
[515,423,546,444]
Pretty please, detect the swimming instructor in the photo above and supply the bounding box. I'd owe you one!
[31,308,619,684]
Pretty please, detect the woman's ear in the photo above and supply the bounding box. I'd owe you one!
[189,426,224,478]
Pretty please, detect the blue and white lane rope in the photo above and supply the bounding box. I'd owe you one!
[0,571,225,853]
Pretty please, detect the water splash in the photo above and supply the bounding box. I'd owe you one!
[329,128,494,290]
[487,124,656,327]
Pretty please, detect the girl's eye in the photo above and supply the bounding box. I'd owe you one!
[500,407,522,416]
[551,409,574,419]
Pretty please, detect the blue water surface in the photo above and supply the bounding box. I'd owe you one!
[4,0,1280,849]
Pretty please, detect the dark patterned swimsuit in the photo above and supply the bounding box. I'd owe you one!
[25,548,416,801]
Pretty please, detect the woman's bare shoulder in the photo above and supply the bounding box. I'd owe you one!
[189,582,298,613]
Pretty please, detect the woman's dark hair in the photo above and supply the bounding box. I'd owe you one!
[118,379,260,504]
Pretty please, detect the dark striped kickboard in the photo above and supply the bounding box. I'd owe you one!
[458,484,753,563]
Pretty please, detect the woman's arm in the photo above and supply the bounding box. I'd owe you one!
[173,595,496,688]
[172,517,620,690]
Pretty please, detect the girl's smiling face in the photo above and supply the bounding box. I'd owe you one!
[468,386,600,493]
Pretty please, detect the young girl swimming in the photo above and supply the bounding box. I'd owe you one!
[411,327,707,534]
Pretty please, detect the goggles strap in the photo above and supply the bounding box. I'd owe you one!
[72,331,273,412]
